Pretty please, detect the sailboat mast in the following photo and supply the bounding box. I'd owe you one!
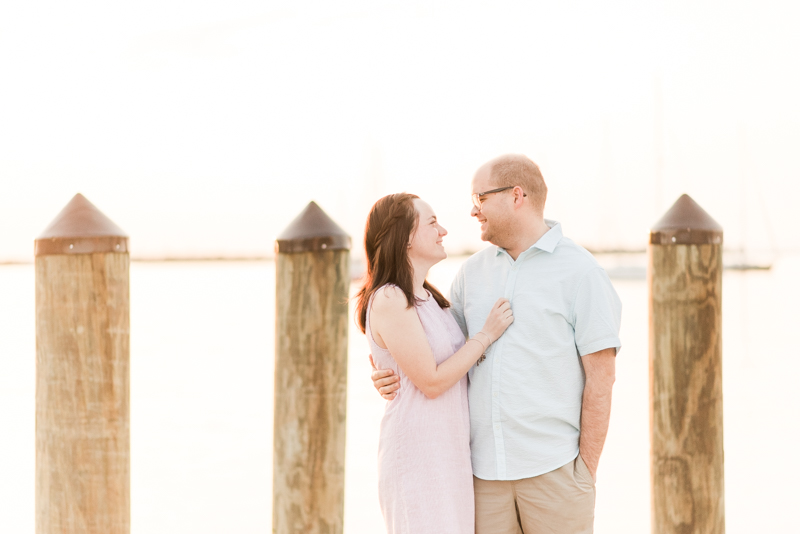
[654,76,665,216]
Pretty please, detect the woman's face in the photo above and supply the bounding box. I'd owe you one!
[408,198,448,264]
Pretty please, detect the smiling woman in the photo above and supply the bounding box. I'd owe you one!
[354,193,449,320]
[355,192,512,534]
[408,199,449,265]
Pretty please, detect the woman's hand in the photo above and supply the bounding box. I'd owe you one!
[480,298,514,343]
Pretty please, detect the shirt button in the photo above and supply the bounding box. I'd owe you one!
[493,392,498,398]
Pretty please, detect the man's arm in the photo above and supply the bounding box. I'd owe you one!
[579,347,616,480]
[370,355,400,400]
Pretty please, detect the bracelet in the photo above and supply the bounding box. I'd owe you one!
[475,331,493,347]
[469,332,492,366]
[468,336,487,353]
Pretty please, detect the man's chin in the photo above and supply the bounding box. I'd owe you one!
[480,231,504,247]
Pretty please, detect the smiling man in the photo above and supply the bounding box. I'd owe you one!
[371,154,622,533]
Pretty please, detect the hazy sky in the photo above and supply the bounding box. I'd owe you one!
[1,1,798,261]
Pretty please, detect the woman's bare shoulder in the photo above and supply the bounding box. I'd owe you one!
[371,285,410,315]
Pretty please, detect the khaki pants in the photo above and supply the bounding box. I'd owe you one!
[474,455,596,534]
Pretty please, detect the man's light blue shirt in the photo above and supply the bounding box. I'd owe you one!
[449,220,622,481]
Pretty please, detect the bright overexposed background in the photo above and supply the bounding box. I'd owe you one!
[1,0,799,260]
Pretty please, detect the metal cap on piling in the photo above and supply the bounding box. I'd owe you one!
[650,193,723,246]
[35,193,128,256]
[275,201,351,254]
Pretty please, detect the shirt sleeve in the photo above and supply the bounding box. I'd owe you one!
[571,266,622,356]
[448,265,469,339]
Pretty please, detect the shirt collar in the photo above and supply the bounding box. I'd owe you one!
[496,219,563,257]
[533,219,563,253]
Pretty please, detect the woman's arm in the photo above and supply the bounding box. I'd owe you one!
[371,286,512,399]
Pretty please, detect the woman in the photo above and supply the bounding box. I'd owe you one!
[355,193,513,534]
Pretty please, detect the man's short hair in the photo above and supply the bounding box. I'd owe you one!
[490,154,547,213]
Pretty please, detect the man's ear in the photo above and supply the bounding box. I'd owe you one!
[513,186,527,207]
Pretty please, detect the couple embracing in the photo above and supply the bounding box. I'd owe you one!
[355,154,622,534]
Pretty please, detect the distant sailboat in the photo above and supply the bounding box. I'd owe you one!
[652,83,774,271]
[724,127,775,271]
[349,141,386,281]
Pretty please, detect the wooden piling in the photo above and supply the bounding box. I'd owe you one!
[35,194,130,534]
[273,201,351,534]
[649,194,725,534]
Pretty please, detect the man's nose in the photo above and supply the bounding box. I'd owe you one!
[470,205,480,217]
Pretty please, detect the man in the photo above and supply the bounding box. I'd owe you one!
[371,154,621,533]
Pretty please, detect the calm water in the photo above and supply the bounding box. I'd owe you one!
[1,255,798,533]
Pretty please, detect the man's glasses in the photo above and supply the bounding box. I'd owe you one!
[471,186,526,210]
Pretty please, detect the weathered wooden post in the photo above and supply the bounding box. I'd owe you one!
[649,194,725,533]
[273,201,350,533]
[34,193,130,534]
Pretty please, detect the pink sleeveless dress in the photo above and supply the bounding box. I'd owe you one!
[367,288,474,534]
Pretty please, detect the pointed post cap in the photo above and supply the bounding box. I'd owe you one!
[650,194,723,245]
[276,201,351,254]
[35,193,129,256]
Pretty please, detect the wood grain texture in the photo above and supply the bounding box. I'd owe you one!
[35,252,130,534]
[274,250,349,534]
[649,244,724,534]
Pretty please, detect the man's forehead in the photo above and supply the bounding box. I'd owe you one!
[471,166,493,192]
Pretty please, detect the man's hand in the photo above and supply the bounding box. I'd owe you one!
[369,354,400,400]
[578,347,616,481]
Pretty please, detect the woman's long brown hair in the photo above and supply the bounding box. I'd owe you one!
[355,193,450,334]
